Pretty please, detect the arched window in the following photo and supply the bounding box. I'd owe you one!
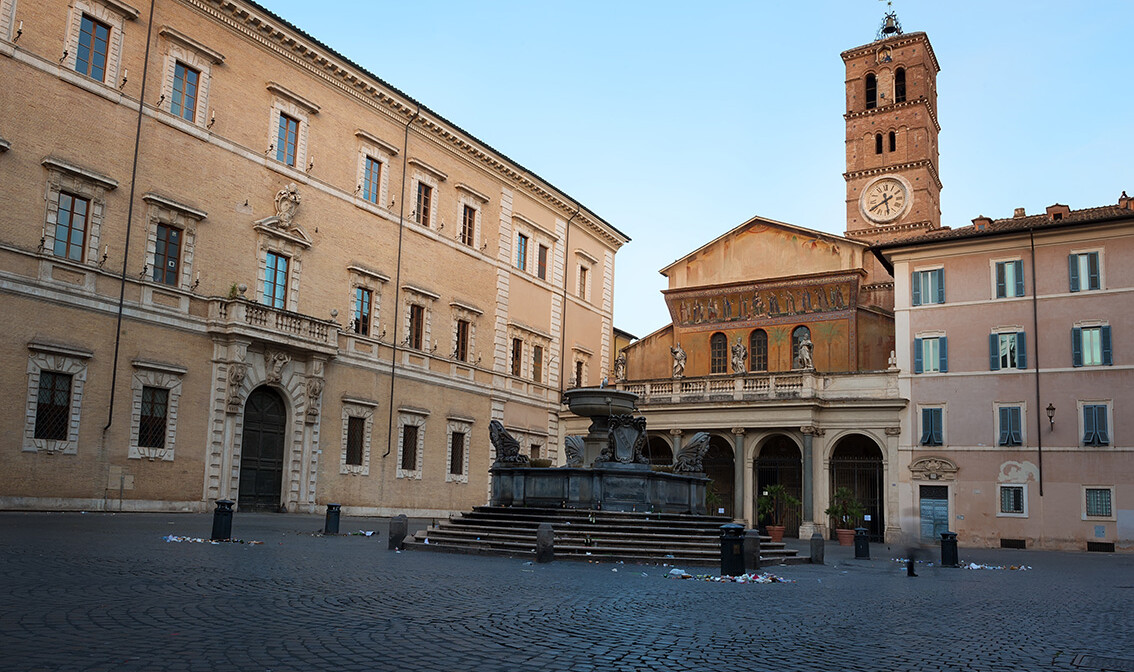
[889,131,896,152]
[749,329,768,372]
[710,332,728,374]
[865,74,877,109]
[895,68,906,103]
[791,326,811,368]
[875,133,883,155]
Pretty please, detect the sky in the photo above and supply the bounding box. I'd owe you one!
[259,1,1133,339]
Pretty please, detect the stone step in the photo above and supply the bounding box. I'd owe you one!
[406,538,809,567]
[422,525,798,554]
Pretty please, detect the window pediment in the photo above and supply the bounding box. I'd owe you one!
[42,157,118,191]
[408,158,447,181]
[143,193,207,221]
[158,26,225,64]
[355,129,399,155]
[266,81,320,114]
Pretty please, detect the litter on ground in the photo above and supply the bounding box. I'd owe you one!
[163,534,262,545]
[963,562,1031,571]
[665,567,793,583]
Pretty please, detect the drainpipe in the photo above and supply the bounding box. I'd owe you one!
[1029,225,1044,496]
[382,104,421,457]
[557,205,581,392]
[102,0,156,439]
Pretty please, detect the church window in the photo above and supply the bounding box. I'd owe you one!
[791,326,811,368]
[875,134,883,155]
[888,131,896,152]
[710,332,727,374]
[749,329,768,372]
[895,68,906,103]
[865,74,877,109]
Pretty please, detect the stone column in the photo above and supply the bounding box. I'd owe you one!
[731,428,746,523]
[884,426,903,543]
[669,428,683,462]
[743,453,755,527]
[799,425,818,539]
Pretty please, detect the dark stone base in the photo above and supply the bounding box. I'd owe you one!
[490,466,708,515]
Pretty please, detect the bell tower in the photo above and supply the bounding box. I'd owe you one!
[842,13,942,243]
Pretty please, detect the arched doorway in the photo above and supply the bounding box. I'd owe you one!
[703,435,734,518]
[239,386,287,512]
[644,435,673,466]
[755,435,803,536]
[829,434,884,541]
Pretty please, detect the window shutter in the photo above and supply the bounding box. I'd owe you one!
[1016,332,1027,369]
[1072,327,1083,367]
[913,338,923,374]
[935,269,945,303]
[1101,325,1112,365]
[998,407,1011,445]
[1014,261,1025,296]
[919,408,933,445]
[989,334,1000,371]
[1082,405,1096,445]
[995,263,1006,298]
[1087,252,1100,290]
[931,410,944,445]
[1069,254,1080,292]
[1009,408,1023,445]
[1095,406,1110,445]
[911,273,921,306]
[938,336,948,373]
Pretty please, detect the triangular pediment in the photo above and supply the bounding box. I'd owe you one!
[253,216,313,249]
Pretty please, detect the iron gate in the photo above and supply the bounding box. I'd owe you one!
[829,455,884,542]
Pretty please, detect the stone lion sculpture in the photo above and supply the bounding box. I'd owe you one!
[489,420,529,465]
[673,432,712,473]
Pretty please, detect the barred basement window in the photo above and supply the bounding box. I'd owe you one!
[34,372,72,441]
[449,431,465,476]
[999,485,1024,515]
[401,424,418,471]
[1085,488,1112,518]
[345,416,365,466]
[138,386,168,449]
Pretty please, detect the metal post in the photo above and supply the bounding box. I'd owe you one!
[389,514,408,550]
[809,532,825,565]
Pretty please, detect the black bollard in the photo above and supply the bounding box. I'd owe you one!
[535,522,555,563]
[324,503,341,535]
[743,529,762,571]
[719,523,745,576]
[389,514,408,550]
[211,499,234,541]
[809,532,825,565]
[854,527,870,559]
[940,531,959,567]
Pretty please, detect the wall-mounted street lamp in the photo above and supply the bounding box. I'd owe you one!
[1046,403,1056,431]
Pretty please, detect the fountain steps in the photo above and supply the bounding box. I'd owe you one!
[406,506,808,566]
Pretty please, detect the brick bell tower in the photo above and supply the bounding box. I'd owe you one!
[842,12,942,244]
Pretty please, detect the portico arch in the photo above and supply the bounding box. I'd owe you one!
[644,434,673,466]
[703,433,734,518]
[755,434,803,536]
[829,433,884,541]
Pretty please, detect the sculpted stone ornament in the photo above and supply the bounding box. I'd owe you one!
[613,351,627,382]
[797,336,814,370]
[673,432,711,473]
[304,377,324,424]
[273,182,301,229]
[564,435,585,467]
[670,342,686,378]
[603,415,649,465]
[489,420,529,466]
[731,337,747,375]
[264,349,291,384]
[226,363,247,414]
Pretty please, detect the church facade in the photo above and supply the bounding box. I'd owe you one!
[0,0,626,515]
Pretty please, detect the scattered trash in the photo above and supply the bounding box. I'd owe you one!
[162,534,262,545]
[963,562,1031,571]
[349,530,375,537]
[640,572,649,577]
[523,561,534,566]
[612,568,618,572]
[423,538,429,544]
[664,567,793,583]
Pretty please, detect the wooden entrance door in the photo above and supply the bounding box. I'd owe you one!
[919,485,950,541]
[239,387,287,512]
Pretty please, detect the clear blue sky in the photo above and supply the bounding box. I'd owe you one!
[260,1,1133,339]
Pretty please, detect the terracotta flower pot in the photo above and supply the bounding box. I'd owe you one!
[836,528,856,546]
[767,525,785,543]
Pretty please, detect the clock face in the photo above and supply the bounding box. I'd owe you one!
[861,178,909,224]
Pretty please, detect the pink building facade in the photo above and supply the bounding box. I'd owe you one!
[878,197,1134,551]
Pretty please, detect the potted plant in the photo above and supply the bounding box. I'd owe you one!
[824,486,865,546]
[757,484,800,543]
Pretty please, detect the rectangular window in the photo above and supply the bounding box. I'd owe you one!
[516,233,528,271]
[995,260,1025,298]
[532,345,543,383]
[408,304,424,350]
[34,371,73,441]
[455,319,470,362]
[998,406,1023,446]
[276,114,299,166]
[416,183,432,226]
[76,15,110,82]
[54,192,89,261]
[449,431,465,476]
[537,244,548,280]
[1082,404,1110,446]
[153,224,182,286]
[511,338,523,376]
[362,157,381,204]
[353,287,372,336]
[575,360,584,387]
[263,252,288,309]
[911,269,945,306]
[138,386,169,449]
[999,485,1025,515]
[171,62,200,122]
[1085,488,1112,518]
[460,205,476,246]
[345,416,365,466]
[1072,326,1111,367]
[578,266,589,300]
[919,407,943,446]
[989,332,1026,370]
[400,424,418,471]
[1069,252,1101,292]
[913,336,947,374]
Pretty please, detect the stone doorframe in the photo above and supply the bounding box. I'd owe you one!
[204,338,327,512]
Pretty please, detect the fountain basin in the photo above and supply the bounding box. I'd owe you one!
[490,465,708,514]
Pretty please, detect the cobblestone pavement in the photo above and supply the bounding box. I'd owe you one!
[1,512,1132,672]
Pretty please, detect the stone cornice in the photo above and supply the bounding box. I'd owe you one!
[42,157,118,190]
[354,129,399,156]
[840,31,939,73]
[844,96,941,133]
[192,0,627,249]
[844,158,942,191]
[143,192,208,220]
[159,26,225,64]
[266,81,320,114]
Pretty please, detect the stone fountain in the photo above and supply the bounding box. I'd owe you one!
[489,387,710,513]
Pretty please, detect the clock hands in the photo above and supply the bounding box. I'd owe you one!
[870,193,894,213]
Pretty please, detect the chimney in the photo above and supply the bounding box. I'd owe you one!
[972,215,993,231]
[1045,204,1071,221]
[1013,207,1026,218]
